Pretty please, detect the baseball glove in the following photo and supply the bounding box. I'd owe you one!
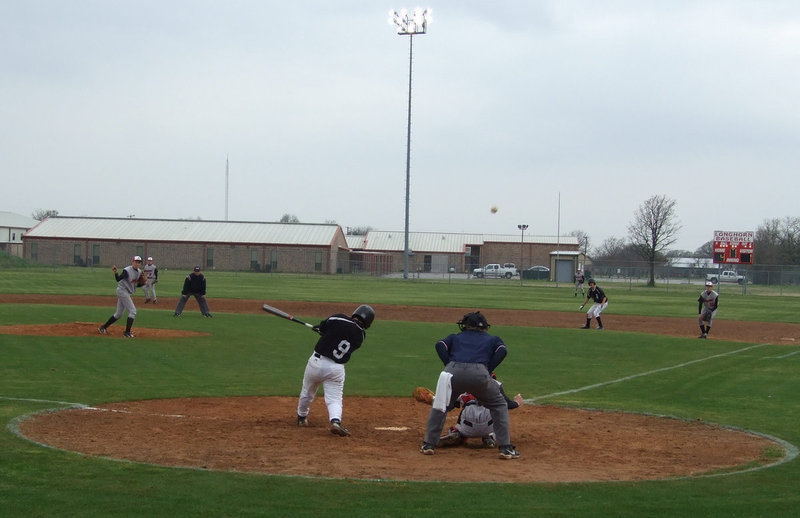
[412,386,435,405]
[136,275,147,287]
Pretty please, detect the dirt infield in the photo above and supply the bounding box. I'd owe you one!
[5,295,798,482]
[20,396,779,483]
[3,294,800,344]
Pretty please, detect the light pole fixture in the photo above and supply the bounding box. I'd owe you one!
[517,224,528,283]
[389,7,432,279]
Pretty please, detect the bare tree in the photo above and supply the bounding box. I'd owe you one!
[627,195,681,287]
[32,209,59,221]
[279,214,300,223]
[755,216,800,265]
[347,226,373,236]
[568,229,591,256]
[695,240,713,258]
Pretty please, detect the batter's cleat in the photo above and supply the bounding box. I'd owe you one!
[98,326,107,335]
[122,332,134,338]
[499,445,521,459]
[580,325,590,329]
[297,415,309,427]
[330,419,350,437]
[420,443,435,455]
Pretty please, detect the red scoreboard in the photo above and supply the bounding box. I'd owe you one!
[712,230,754,264]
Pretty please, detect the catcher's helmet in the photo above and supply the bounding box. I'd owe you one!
[458,311,490,331]
[352,304,375,329]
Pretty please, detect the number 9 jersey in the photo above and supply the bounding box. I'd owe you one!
[313,314,366,364]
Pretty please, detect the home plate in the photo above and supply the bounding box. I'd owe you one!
[374,426,409,431]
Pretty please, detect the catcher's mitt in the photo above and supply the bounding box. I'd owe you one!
[412,386,435,405]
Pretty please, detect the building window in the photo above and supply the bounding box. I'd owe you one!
[92,244,101,266]
[315,252,323,272]
[250,249,259,271]
[136,246,144,258]
[270,249,278,271]
[31,242,38,261]
[73,244,83,266]
[12,233,15,241]
[207,248,214,269]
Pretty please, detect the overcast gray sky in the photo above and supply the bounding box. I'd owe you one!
[2,1,798,252]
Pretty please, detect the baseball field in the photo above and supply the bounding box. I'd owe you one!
[1,267,800,517]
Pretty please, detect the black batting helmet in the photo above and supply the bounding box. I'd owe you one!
[457,311,490,331]
[352,304,375,329]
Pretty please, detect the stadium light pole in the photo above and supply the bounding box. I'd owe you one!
[389,7,432,279]
[518,224,528,285]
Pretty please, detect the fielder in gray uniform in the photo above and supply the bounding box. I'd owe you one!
[421,311,520,460]
[143,256,159,304]
[697,281,719,339]
[98,255,144,338]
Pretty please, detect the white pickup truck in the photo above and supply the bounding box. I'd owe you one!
[473,263,518,279]
[706,270,746,284]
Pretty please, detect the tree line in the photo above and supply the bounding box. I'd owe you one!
[583,195,799,286]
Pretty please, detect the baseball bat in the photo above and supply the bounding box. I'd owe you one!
[262,304,320,333]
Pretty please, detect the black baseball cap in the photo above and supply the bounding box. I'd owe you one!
[194,266,201,272]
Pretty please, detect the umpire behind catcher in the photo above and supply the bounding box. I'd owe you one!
[420,311,521,460]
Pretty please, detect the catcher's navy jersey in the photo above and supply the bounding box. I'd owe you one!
[314,314,365,364]
[437,330,506,366]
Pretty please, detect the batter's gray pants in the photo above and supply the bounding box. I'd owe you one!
[423,361,511,447]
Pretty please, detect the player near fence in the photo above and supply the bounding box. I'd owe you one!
[574,269,586,297]
[697,281,719,339]
[142,256,159,304]
[579,279,608,330]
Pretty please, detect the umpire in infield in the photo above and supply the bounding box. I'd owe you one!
[174,266,212,317]
[420,311,521,460]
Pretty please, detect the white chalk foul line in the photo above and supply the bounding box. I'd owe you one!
[763,349,800,360]
[527,342,770,403]
[0,396,186,418]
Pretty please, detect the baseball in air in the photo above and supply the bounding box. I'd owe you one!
[490,206,498,214]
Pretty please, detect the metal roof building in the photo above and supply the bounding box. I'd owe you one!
[20,216,582,277]
[0,211,37,257]
[23,216,348,274]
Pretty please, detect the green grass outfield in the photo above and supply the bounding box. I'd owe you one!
[1,268,799,517]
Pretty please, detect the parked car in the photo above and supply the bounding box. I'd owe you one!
[706,270,746,284]
[523,265,550,280]
[472,263,518,279]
